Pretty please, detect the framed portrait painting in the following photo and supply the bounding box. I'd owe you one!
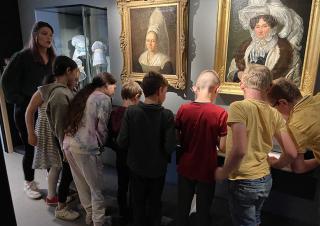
[117,0,188,89]
[214,0,320,95]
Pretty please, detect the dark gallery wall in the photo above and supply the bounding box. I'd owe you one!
[0,1,21,225]
[0,0,23,70]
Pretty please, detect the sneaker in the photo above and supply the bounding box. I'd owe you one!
[55,206,80,221]
[46,196,58,206]
[24,181,42,199]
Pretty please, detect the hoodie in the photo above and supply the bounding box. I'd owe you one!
[39,83,74,146]
[117,101,177,178]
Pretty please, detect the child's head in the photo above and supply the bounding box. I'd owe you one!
[193,70,220,98]
[121,80,142,104]
[241,64,272,91]
[65,72,116,136]
[96,72,117,97]
[267,78,302,104]
[53,55,79,89]
[267,77,302,115]
[141,71,168,104]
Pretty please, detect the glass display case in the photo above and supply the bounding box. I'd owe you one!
[35,5,110,86]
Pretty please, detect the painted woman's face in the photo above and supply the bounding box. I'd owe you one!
[254,18,271,39]
[145,31,158,53]
[36,27,53,49]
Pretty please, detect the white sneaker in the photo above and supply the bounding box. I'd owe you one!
[55,206,80,221]
[24,181,42,199]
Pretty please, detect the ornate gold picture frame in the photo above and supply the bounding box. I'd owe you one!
[117,0,188,89]
[214,0,320,95]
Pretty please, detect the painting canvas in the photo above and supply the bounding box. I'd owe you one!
[118,0,188,89]
[214,0,320,95]
[131,6,177,75]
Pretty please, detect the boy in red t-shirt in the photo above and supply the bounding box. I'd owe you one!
[108,80,142,223]
[175,70,228,226]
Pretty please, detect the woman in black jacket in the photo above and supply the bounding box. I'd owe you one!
[1,21,55,199]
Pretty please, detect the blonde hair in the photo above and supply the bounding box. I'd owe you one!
[194,70,220,91]
[121,80,142,100]
[242,64,272,91]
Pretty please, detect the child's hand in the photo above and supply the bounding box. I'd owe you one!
[267,156,279,168]
[28,133,37,146]
[215,167,228,181]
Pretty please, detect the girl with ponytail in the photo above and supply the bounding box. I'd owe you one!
[63,72,116,226]
[37,55,80,220]
[25,55,79,213]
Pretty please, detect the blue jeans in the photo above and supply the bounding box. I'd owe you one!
[228,174,272,226]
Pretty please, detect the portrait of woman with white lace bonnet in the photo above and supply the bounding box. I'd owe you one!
[227,0,306,86]
[131,7,176,75]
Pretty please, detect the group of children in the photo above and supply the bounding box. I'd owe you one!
[5,52,320,226]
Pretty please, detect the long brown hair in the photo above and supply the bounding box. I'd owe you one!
[65,72,116,136]
[28,21,56,64]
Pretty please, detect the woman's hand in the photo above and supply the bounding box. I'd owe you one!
[28,133,37,146]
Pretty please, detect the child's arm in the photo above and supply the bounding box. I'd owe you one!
[290,153,320,173]
[215,122,247,180]
[25,90,43,146]
[268,131,297,169]
[218,136,227,153]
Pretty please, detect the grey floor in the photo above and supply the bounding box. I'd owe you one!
[5,151,316,226]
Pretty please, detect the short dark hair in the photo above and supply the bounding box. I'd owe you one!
[121,80,142,100]
[141,71,168,97]
[249,15,277,29]
[267,78,302,104]
[97,72,117,85]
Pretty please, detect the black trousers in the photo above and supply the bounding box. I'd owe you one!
[116,151,130,218]
[55,140,74,203]
[130,171,165,226]
[14,104,34,181]
[58,160,73,203]
[177,174,215,226]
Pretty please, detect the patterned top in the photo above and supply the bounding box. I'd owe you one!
[63,90,112,155]
[33,103,62,169]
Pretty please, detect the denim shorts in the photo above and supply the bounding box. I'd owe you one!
[227,174,272,226]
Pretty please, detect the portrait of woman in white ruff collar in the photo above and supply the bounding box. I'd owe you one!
[225,0,313,87]
[130,6,177,75]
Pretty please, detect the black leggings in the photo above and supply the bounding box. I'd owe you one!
[58,160,73,203]
[14,104,34,181]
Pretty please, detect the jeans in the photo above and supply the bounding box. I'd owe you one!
[228,174,272,226]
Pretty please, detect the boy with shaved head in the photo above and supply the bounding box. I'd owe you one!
[175,70,228,226]
[215,64,297,226]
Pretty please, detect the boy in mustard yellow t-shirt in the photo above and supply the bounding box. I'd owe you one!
[215,64,297,226]
[267,78,320,173]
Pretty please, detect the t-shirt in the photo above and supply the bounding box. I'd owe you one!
[287,94,320,162]
[175,102,228,182]
[226,99,286,180]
